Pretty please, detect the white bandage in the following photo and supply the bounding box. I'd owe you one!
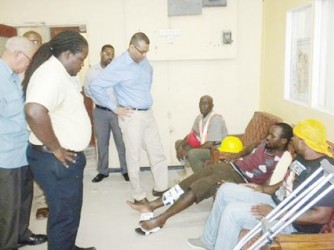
[162,184,184,206]
[139,212,153,222]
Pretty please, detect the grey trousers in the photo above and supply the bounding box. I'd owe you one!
[0,166,33,250]
[93,107,127,175]
[175,140,211,172]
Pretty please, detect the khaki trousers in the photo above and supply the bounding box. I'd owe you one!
[119,109,168,200]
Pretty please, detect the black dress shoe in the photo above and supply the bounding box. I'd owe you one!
[92,173,108,183]
[18,234,47,247]
[122,173,129,181]
[75,246,96,250]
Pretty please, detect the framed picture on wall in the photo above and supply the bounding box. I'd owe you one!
[284,4,312,105]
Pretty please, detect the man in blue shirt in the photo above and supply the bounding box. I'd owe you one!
[0,36,47,249]
[90,32,169,203]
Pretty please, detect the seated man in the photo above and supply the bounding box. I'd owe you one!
[187,119,334,250]
[127,122,293,235]
[175,95,228,173]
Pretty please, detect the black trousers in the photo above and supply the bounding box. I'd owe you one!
[0,166,33,250]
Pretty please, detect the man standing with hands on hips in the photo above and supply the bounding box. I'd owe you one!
[90,32,169,204]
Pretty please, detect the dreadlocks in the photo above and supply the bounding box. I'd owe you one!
[22,30,88,95]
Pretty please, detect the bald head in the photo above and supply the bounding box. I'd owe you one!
[3,36,36,73]
[199,95,214,117]
[6,36,36,57]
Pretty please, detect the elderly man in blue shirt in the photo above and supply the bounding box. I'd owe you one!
[90,32,169,203]
[0,36,47,249]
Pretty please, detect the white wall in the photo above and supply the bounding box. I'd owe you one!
[1,0,263,166]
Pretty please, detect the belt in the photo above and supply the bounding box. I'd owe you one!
[96,104,149,112]
[95,104,112,112]
[120,105,149,111]
[31,144,82,154]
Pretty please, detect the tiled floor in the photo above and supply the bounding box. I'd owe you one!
[25,155,213,250]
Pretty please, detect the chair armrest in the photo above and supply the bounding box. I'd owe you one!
[210,133,245,164]
[269,233,334,250]
[209,147,241,164]
[210,146,221,164]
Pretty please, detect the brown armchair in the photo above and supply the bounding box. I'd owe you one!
[211,111,283,163]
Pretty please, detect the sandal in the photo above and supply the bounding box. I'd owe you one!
[135,212,161,236]
[135,226,161,236]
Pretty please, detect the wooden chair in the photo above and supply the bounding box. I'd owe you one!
[211,111,283,164]
[268,233,334,250]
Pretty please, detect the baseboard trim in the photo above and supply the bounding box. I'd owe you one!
[108,165,184,173]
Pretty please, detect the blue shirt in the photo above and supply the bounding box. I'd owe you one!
[90,51,153,111]
[0,59,29,169]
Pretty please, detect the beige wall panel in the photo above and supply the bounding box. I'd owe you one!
[1,0,263,166]
[260,0,334,141]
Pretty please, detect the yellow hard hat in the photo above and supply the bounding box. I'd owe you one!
[218,136,244,153]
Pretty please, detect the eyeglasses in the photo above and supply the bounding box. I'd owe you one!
[20,51,32,62]
[133,45,148,55]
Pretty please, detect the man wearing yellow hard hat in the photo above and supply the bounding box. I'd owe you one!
[128,122,293,235]
[190,119,334,250]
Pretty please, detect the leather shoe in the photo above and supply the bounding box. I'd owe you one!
[36,207,49,220]
[18,234,47,247]
[134,198,148,204]
[122,173,129,181]
[75,246,96,250]
[152,188,169,197]
[92,173,108,183]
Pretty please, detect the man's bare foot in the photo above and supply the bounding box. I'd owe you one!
[127,200,152,213]
[140,216,165,231]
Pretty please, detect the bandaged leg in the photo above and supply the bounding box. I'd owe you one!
[162,184,184,206]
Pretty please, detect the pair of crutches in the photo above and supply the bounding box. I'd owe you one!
[233,158,334,250]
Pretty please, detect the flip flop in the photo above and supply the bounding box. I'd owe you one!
[135,212,161,236]
[135,226,161,236]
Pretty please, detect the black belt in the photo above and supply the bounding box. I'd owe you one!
[95,104,112,112]
[31,144,82,154]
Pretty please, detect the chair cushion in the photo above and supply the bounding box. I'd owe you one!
[242,111,283,147]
